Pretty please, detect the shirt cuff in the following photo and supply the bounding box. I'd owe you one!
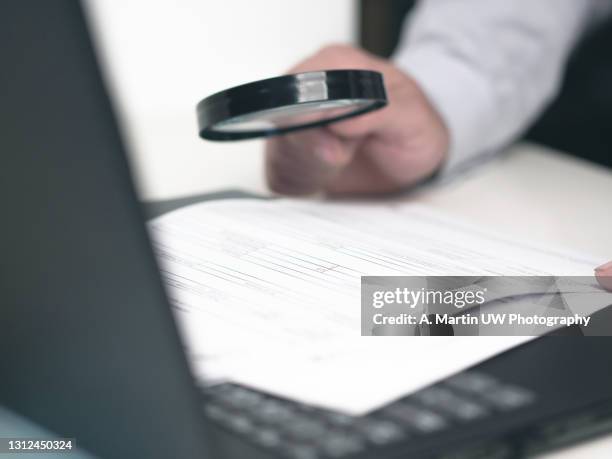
[393,45,498,174]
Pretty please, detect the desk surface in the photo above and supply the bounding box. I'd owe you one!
[413,143,611,258]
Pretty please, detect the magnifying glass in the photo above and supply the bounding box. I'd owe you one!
[196,69,387,141]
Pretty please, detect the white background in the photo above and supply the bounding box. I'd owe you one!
[85,0,356,200]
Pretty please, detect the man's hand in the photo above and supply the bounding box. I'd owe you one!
[265,45,449,195]
[596,261,612,291]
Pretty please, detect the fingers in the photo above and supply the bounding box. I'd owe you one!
[595,261,612,291]
[325,137,439,195]
[265,128,355,195]
[326,106,389,139]
[324,153,402,195]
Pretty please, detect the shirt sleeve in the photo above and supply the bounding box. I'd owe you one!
[393,0,610,173]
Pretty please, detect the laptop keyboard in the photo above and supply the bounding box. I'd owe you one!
[201,371,536,459]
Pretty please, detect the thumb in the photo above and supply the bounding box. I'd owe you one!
[595,261,612,291]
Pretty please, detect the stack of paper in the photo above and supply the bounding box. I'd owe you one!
[148,199,604,414]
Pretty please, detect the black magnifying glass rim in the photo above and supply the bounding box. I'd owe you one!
[197,69,388,141]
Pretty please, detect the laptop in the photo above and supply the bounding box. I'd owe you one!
[1,1,612,458]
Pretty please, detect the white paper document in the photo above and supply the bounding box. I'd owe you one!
[148,199,605,414]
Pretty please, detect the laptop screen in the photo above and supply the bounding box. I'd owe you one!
[0,1,211,457]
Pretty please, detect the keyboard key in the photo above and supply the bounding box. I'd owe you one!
[355,418,405,445]
[413,387,489,421]
[444,372,499,393]
[204,403,233,425]
[483,385,536,410]
[251,427,282,448]
[227,415,254,434]
[449,400,489,421]
[284,417,327,441]
[413,387,454,405]
[215,385,264,410]
[231,387,265,408]
[324,412,356,428]
[285,444,320,459]
[383,403,449,433]
[256,400,295,423]
[320,432,364,458]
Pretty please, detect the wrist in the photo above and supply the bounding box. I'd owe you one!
[393,45,496,173]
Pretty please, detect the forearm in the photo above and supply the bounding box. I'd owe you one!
[393,0,606,172]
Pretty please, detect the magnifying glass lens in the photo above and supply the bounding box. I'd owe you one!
[213,99,373,133]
